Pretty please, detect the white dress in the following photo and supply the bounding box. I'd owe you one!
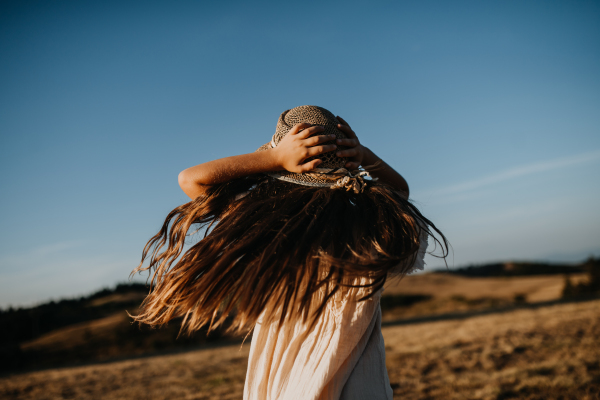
[244,235,428,400]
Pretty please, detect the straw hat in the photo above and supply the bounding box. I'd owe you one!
[257,105,374,192]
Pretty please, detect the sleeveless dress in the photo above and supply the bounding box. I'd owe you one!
[243,234,428,400]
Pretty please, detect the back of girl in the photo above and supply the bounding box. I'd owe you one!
[132,105,448,400]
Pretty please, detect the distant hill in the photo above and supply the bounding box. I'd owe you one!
[0,283,231,373]
[434,261,585,277]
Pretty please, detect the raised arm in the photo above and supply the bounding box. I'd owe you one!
[179,117,409,199]
[334,116,410,197]
[178,123,337,199]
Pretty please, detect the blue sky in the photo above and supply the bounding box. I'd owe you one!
[1,0,599,307]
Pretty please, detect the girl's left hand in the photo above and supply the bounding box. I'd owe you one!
[335,116,366,170]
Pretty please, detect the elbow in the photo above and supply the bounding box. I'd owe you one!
[395,182,409,200]
[178,169,210,199]
[398,188,409,200]
[178,169,199,198]
[178,169,192,192]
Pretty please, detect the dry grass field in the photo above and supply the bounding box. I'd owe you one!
[17,273,588,360]
[383,299,600,399]
[1,297,598,400]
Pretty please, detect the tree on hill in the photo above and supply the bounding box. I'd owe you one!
[562,257,600,298]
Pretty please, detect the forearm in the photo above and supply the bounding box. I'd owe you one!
[362,147,409,197]
[178,149,280,199]
[179,124,337,199]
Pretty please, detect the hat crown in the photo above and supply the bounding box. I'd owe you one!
[274,105,348,169]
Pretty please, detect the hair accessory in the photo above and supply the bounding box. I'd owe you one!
[267,166,378,193]
[329,170,375,193]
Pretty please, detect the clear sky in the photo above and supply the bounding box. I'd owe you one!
[1,0,599,307]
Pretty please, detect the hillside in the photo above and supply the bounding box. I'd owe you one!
[2,298,598,400]
[0,284,232,372]
[1,259,597,373]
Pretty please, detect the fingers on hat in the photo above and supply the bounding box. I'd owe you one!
[290,122,313,135]
[336,124,357,138]
[296,125,325,139]
[299,158,322,172]
[345,161,360,170]
[305,134,337,146]
[336,115,351,127]
[335,138,359,147]
[307,144,337,157]
[336,147,358,158]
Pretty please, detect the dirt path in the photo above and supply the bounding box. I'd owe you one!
[2,299,599,400]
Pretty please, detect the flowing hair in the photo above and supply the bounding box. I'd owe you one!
[131,175,448,335]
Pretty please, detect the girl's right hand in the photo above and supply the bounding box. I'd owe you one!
[272,123,338,173]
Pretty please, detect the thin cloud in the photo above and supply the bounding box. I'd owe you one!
[0,240,85,273]
[420,150,600,197]
[33,240,84,255]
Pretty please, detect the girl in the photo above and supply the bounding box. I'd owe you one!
[132,105,448,399]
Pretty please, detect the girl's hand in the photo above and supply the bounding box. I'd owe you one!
[272,123,338,173]
[335,116,365,170]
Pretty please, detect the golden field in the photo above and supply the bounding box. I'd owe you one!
[1,273,599,400]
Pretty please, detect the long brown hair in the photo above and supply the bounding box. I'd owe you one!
[131,175,448,335]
